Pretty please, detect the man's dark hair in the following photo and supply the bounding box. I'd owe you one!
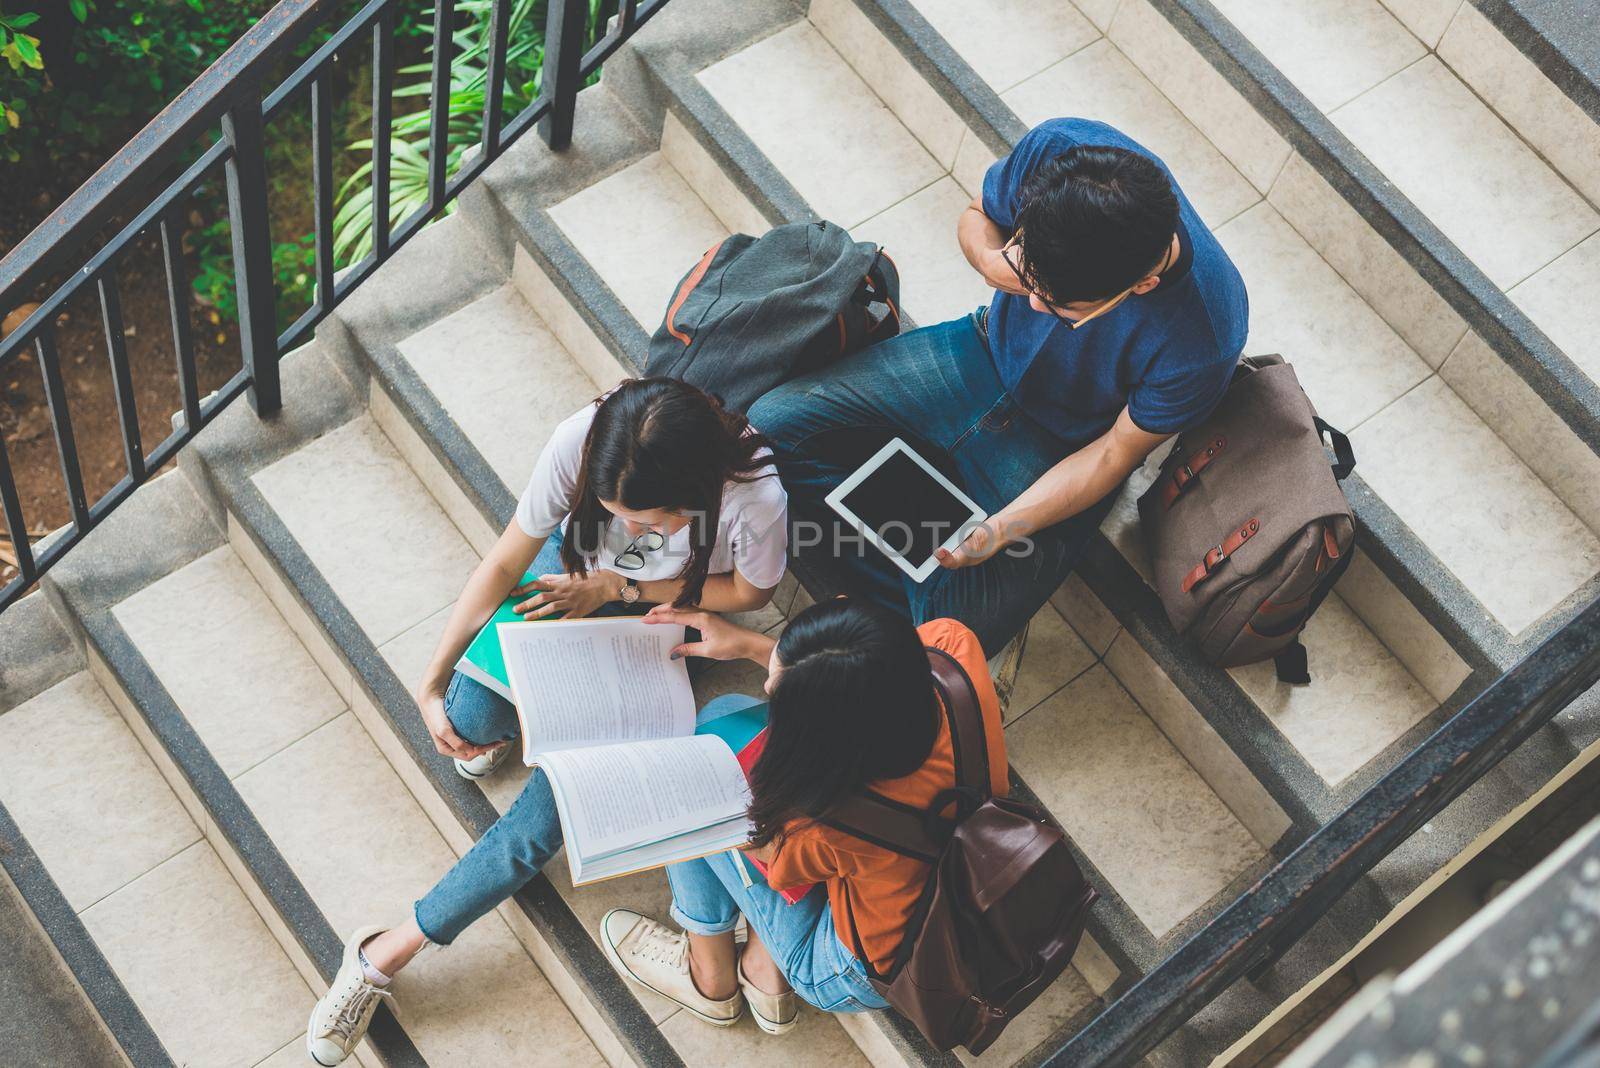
[1012,143,1180,305]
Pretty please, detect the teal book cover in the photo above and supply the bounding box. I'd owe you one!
[454,570,539,701]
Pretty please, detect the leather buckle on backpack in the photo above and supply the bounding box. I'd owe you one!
[1181,518,1259,593]
[1161,435,1227,509]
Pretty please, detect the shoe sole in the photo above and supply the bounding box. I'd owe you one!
[600,927,744,1028]
[746,1004,798,1036]
[306,1008,339,1067]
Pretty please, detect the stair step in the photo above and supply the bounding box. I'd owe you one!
[1006,665,1267,939]
[1508,234,1600,389]
[115,544,603,1065]
[549,151,731,331]
[903,0,1098,94]
[396,282,611,493]
[0,673,315,1067]
[1332,56,1597,290]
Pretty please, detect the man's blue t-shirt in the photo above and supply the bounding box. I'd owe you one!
[982,118,1248,448]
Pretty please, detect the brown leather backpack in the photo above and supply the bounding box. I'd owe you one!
[825,648,1098,1055]
[1137,354,1356,682]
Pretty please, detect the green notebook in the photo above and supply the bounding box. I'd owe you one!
[454,570,539,701]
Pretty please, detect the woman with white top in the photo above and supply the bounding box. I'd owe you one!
[304,377,788,1066]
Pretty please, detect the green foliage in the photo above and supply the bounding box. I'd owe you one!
[0,2,60,162]
[333,0,616,265]
[188,216,318,331]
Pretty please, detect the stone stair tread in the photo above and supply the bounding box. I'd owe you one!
[1210,0,1426,111]
[112,547,346,778]
[549,151,731,331]
[234,712,601,1065]
[396,282,606,493]
[0,674,312,1067]
[1330,55,1599,290]
[854,175,994,325]
[999,37,1259,228]
[252,415,479,647]
[908,0,1098,94]
[1509,233,1600,386]
[1350,376,1600,634]
[1005,665,1266,939]
[698,21,944,229]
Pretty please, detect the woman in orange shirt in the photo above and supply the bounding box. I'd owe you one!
[602,597,1007,1033]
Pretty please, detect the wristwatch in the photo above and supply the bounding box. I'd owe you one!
[619,578,642,605]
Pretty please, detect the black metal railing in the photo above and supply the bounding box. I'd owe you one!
[1049,594,1600,1067]
[0,0,668,613]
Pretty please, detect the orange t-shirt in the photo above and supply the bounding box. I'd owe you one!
[762,618,1008,975]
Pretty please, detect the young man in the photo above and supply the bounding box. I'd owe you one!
[747,117,1249,655]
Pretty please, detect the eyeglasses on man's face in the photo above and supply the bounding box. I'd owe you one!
[1000,239,1148,330]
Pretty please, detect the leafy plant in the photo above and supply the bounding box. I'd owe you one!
[188,215,317,330]
[0,2,75,162]
[332,0,616,265]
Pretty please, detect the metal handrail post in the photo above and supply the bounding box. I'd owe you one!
[539,0,588,150]
[221,96,283,416]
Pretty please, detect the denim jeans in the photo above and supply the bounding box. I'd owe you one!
[412,531,646,944]
[746,312,1118,656]
[667,789,888,1011]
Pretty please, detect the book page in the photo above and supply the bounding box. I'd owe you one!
[536,735,752,874]
[498,618,696,762]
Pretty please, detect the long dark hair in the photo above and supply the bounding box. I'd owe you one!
[747,598,940,847]
[560,378,771,607]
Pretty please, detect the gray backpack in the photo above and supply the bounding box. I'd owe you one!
[1137,355,1356,683]
[645,220,900,412]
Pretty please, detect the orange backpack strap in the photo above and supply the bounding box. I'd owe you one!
[1181,518,1261,593]
[1160,435,1227,509]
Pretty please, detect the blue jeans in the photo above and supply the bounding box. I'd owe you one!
[669,838,887,1013]
[413,532,646,944]
[746,312,1118,656]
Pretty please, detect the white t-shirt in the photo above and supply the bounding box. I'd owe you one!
[514,403,789,589]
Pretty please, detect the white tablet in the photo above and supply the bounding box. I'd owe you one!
[824,438,987,583]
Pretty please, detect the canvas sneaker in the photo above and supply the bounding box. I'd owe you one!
[600,908,744,1027]
[455,741,511,780]
[738,957,798,1035]
[306,926,395,1066]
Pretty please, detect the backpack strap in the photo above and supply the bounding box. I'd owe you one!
[820,647,991,862]
[1181,517,1261,593]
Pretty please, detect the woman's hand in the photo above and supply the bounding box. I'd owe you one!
[416,685,497,761]
[643,605,771,663]
[514,570,623,620]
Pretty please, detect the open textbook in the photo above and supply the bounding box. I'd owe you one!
[496,618,760,885]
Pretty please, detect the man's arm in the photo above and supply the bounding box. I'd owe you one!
[958,195,1028,295]
[937,406,1170,569]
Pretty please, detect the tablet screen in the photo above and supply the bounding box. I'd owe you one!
[834,447,979,570]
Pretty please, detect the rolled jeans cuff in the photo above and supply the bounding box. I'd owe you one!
[670,901,739,937]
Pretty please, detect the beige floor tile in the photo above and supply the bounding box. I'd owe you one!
[1073,0,1122,32]
[1007,666,1263,937]
[511,245,634,394]
[1332,57,1599,289]
[660,998,871,1066]
[1003,40,1259,228]
[699,22,944,227]
[252,416,479,646]
[692,656,771,708]
[1109,0,1290,192]
[957,967,1096,1067]
[905,0,1098,93]
[1350,377,1600,634]
[1334,552,1470,705]
[1049,573,1121,655]
[1230,594,1436,786]
[811,0,967,167]
[113,547,346,778]
[80,842,311,1068]
[1215,203,1432,430]
[236,712,462,931]
[951,129,998,200]
[254,1039,307,1068]
[1510,233,1600,388]
[661,111,771,239]
[1378,0,1463,46]
[1439,5,1600,207]
[1103,633,1292,846]
[549,153,730,330]
[390,917,604,1067]
[1267,154,1467,367]
[397,283,602,492]
[1440,331,1600,538]
[855,177,993,325]
[1005,604,1096,722]
[378,604,454,696]
[545,852,682,1022]
[1210,0,1424,110]
[0,674,199,910]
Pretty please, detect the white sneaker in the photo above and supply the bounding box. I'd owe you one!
[455,742,511,780]
[738,957,798,1035]
[306,926,395,1066]
[599,908,744,1027]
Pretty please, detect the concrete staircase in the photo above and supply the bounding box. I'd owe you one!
[4,0,1600,1065]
